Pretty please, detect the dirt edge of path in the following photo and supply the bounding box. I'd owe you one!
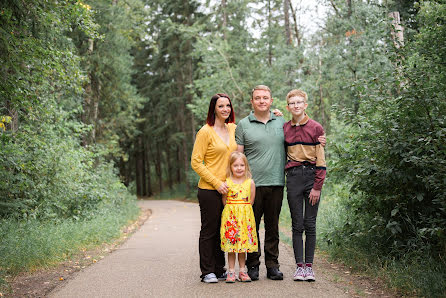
[2,208,152,298]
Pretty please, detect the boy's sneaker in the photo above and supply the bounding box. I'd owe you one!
[201,273,218,283]
[226,271,236,283]
[239,271,252,282]
[293,266,305,281]
[304,265,315,282]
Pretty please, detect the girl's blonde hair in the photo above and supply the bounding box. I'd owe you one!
[226,151,252,179]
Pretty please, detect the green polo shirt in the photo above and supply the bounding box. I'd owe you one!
[235,111,286,187]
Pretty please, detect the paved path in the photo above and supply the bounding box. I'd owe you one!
[50,200,349,297]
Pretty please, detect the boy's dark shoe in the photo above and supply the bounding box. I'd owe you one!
[247,265,259,281]
[267,267,283,280]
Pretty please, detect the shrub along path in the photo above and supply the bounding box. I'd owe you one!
[48,200,392,297]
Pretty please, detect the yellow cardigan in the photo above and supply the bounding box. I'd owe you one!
[191,123,237,190]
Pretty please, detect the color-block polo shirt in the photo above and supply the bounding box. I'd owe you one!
[235,111,286,187]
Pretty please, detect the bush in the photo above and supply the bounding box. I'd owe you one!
[0,123,135,221]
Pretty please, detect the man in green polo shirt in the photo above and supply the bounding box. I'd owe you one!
[236,85,286,281]
[236,85,327,281]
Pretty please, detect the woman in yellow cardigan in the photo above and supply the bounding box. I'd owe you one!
[191,93,237,283]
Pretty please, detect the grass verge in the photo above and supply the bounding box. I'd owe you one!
[316,182,446,297]
[0,197,139,293]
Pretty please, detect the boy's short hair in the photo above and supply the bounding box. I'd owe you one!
[251,85,272,99]
[286,89,308,103]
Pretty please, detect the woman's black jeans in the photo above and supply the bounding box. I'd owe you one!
[197,188,225,278]
[286,165,320,264]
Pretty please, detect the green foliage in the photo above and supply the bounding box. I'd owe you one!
[316,1,446,296]
[0,0,95,116]
[0,0,141,221]
[331,0,446,256]
[0,120,137,220]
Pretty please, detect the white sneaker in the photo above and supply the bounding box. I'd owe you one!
[293,266,305,281]
[304,266,315,282]
[201,273,218,283]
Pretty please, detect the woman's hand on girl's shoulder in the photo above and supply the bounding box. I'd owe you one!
[217,181,228,194]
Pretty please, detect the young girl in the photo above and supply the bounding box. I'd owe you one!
[220,151,258,283]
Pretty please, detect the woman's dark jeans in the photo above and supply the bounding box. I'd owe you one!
[197,188,225,278]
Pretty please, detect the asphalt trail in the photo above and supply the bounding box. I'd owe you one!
[50,200,349,298]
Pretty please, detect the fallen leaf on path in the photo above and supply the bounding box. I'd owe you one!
[59,277,64,281]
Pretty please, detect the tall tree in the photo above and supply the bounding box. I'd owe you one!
[130,0,202,196]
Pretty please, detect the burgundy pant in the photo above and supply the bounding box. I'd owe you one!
[197,188,225,278]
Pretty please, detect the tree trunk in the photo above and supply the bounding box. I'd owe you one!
[118,141,130,186]
[135,142,142,196]
[155,142,163,193]
[346,0,352,18]
[176,146,181,183]
[221,0,227,40]
[268,0,272,66]
[5,101,18,133]
[318,54,326,127]
[389,11,405,93]
[389,11,404,48]
[289,1,301,46]
[284,0,292,45]
[82,39,94,146]
[165,147,173,190]
[184,16,194,195]
[145,140,153,196]
[140,137,147,196]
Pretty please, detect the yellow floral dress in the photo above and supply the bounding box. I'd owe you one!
[220,178,258,253]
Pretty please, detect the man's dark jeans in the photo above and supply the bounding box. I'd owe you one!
[286,165,320,264]
[246,186,284,269]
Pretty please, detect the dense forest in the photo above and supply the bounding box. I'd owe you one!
[1,0,445,296]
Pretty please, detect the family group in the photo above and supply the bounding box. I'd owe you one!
[191,85,326,283]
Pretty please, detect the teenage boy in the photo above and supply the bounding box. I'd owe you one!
[283,89,326,282]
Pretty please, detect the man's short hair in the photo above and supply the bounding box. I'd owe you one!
[286,89,308,103]
[251,85,272,99]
